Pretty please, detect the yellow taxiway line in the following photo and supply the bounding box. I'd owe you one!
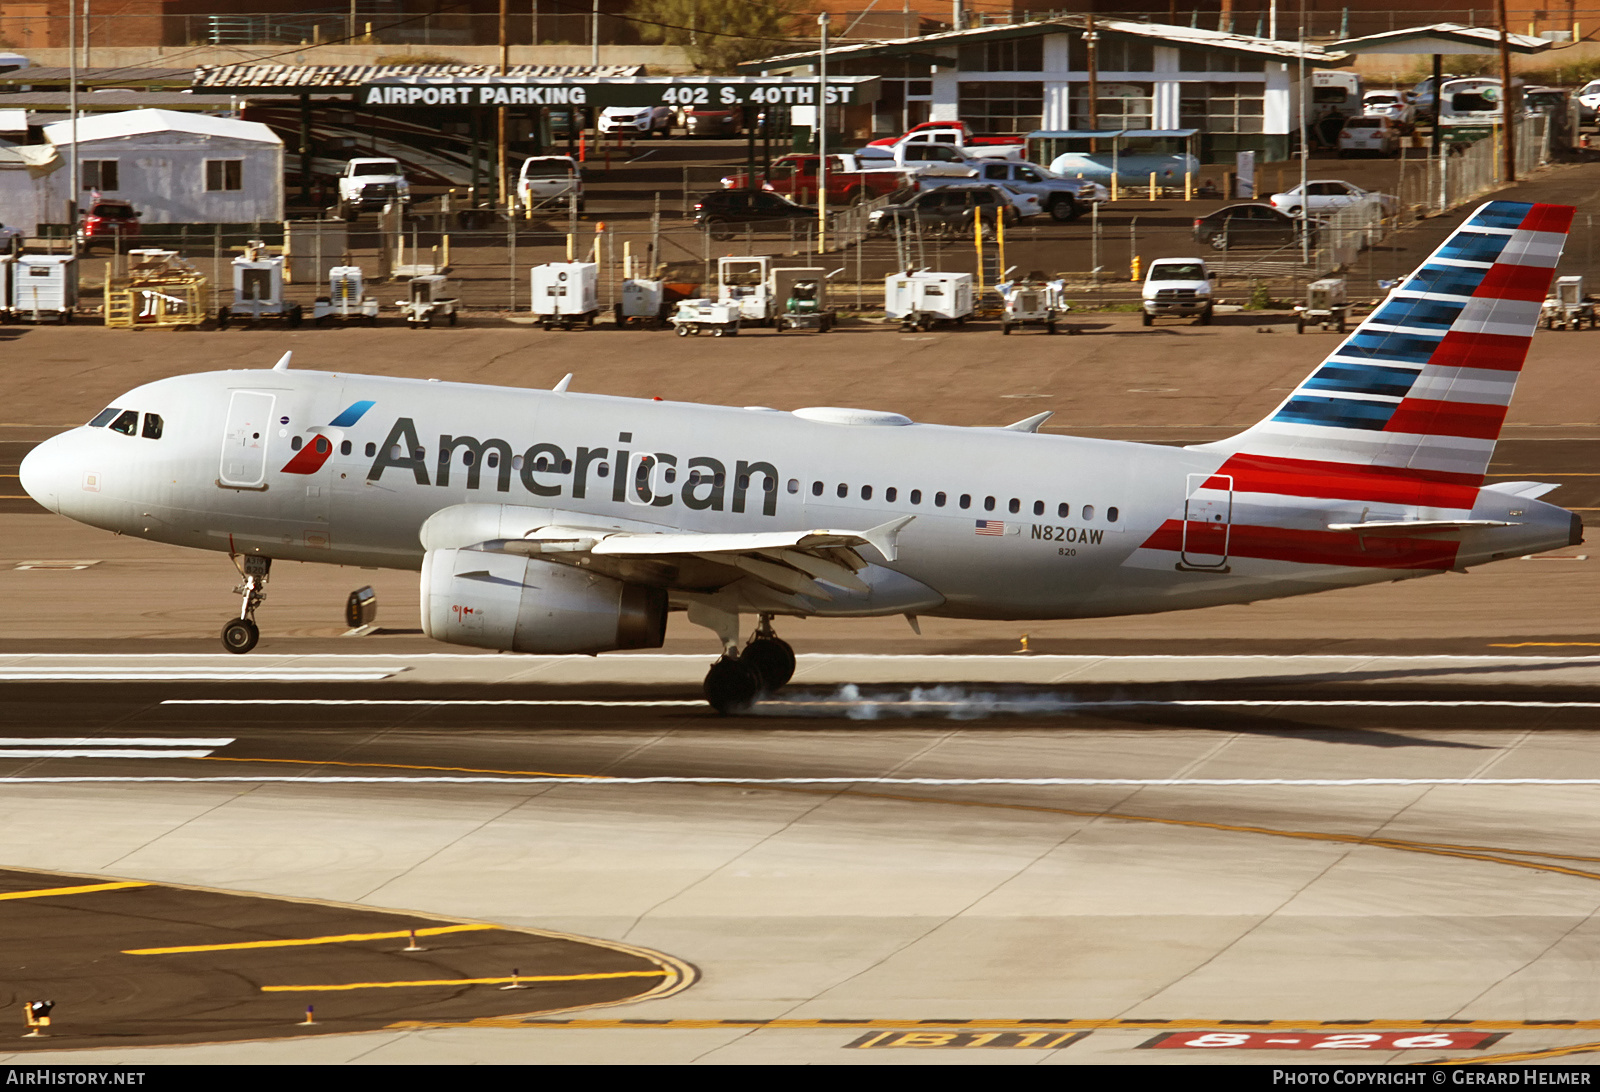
[0,881,148,901]
[126,923,497,955]
[263,970,667,993]
[385,1017,1600,1032]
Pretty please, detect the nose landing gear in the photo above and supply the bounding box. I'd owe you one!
[702,614,796,715]
[221,554,271,654]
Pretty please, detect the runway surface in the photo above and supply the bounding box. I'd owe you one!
[4,654,1600,1064]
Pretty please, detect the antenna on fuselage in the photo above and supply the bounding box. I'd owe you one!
[272,352,292,372]
[552,373,573,392]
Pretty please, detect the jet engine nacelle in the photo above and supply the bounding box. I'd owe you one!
[421,548,667,654]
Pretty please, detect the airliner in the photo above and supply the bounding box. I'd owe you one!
[19,200,1580,711]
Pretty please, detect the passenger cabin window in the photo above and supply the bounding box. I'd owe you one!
[1083,505,1096,520]
[886,487,898,502]
[1032,501,1044,516]
[1058,503,1070,518]
[861,485,872,500]
[836,483,848,498]
[89,407,120,428]
[983,496,995,512]
[1008,498,1020,514]
[935,492,947,507]
[365,442,376,457]
[141,413,162,439]
[291,436,303,451]
[959,494,971,509]
[340,440,352,456]
[1107,507,1119,522]
[109,410,139,435]
[910,489,922,504]
[812,481,823,496]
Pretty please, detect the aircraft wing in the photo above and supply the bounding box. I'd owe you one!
[422,504,919,605]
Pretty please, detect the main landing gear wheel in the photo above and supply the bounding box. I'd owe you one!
[703,655,761,715]
[740,636,795,693]
[221,618,259,654]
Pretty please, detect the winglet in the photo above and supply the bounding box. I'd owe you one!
[272,351,292,372]
[860,515,915,562]
[1002,411,1053,433]
[552,373,573,392]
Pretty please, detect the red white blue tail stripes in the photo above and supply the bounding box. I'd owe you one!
[1199,200,1570,480]
[1137,200,1573,574]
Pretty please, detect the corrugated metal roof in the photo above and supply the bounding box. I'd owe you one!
[42,108,281,145]
[0,66,195,86]
[744,15,1349,70]
[193,63,645,90]
[0,92,240,111]
[1333,23,1551,55]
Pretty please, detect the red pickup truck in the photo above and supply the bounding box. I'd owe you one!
[721,153,905,206]
[865,120,1025,151]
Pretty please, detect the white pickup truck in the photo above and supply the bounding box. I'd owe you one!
[337,158,410,220]
[1141,258,1214,326]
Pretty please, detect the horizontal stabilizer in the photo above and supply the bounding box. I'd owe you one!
[1485,480,1561,500]
[1002,411,1054,433]
[1327,519,1517,534]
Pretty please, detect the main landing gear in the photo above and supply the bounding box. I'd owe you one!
[703,614,796,715]
[221,554,271,654]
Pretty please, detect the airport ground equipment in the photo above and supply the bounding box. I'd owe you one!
[1296,277,1349,334]
[775,273,835,333]
[219,241,301,329]
[103,249,207,329]
[3,254,76,324]
[997,276,1070,334]
[531,261,600,330]
[670,298,741,336]
[884,270,974,331]
[1542,275,1596,330]
[312,266,379,325]
[615,277,668,328]
[717,256,778,326]
[395,274,459,328]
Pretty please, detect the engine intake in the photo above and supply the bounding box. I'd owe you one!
[421,548,666,654]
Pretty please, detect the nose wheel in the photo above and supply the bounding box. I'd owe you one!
[222,554,271,655]
[701,615,796,715]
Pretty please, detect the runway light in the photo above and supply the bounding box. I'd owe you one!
[500,967,529,991]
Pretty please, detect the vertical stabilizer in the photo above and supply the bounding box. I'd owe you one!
[1194,200,1572,493]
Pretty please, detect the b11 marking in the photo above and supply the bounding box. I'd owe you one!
[1139,1031,1509,1051]
[848,1030,1088,1050]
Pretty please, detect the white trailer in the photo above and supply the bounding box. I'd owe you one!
[313,266,379,325]
[395,274,459,328]
[670,298,741,337]
[530,261,600,330]
[219,242,301,328]
[3,254,76,324]
[997,278,1071,334]
[615,277,668,328]
[884,270,973,331]
[717,256,777,326]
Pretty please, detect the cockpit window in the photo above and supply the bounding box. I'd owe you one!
[108,409,139,435]
[142,413,163,440]
[88,408,120,428]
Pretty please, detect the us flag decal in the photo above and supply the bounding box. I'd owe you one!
[975,520,1005,536]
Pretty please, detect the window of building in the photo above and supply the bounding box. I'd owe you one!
[1177,48,1265,73]
[1180,83,1265,134]
[205,159,243,192]
[957,81,1045,134]
[82,160,118,191]
[1069,83,1154,130]
[1069,34,1154,72]
[958,37,1044,73]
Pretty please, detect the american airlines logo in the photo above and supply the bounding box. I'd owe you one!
[280,400,377,475]
[364,416,782,518]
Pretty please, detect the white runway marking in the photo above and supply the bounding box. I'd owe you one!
[0,737,235,759]
[0,669,393,675]
[161,698,1600,709]
[3,776,1600,787]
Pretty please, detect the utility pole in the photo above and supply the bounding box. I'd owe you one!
[1085,14,1099,152]
[68,0,79,252]
[499,0,509,209]
[1498,0,1515,183]
[817,11,829,256]
[593,0,600,68]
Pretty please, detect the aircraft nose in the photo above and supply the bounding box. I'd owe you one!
[18,434,71,514]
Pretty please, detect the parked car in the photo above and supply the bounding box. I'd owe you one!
[1362,90,1416,129]
[693,190,814,239]
[516,155,582,213]
[1141,257,1214,326]
[1577,78,1600,124]
[1192,204,1319,250]
[1270,180,1398,217]
[599,106,673,137]
[968,159,1108,221]
[684,109,741,138]
[76,199,140,252]
[1338,115,1403,157]
[868,184,1024,237]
